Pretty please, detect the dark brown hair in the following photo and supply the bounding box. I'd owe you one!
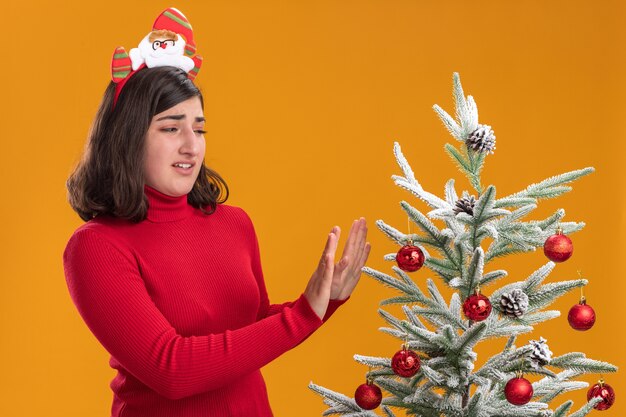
[67,66,229,222]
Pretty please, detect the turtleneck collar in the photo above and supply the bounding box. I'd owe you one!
[144,184,195,223]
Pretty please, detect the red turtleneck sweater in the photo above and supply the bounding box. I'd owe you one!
[63,185,348,417]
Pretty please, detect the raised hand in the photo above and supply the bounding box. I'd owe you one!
[329,218,370,300]
[304,219,370,320]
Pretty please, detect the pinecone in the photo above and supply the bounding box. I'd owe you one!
[453,193,476,216]
[529,337,553,368]
[466,124,496,154]
[500,289,529,318]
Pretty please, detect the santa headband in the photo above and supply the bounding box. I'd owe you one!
[111,7,203,107]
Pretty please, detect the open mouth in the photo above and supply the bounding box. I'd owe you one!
[172,162,195,174]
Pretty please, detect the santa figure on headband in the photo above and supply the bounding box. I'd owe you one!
[129,29,195,72]
[112,7,202,85]
[129,8,198,72]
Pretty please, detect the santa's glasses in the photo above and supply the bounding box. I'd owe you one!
[152,39,176,50]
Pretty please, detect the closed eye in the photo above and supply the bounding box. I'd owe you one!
[195,130,207,134]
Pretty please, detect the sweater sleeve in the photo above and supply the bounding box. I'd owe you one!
[239,209,350,323]
[63,228,325,401]
[264,297,349,322]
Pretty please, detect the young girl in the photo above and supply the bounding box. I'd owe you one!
[63,8,370,417]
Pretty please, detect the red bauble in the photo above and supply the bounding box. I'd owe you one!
[396,244,425,272]
[391,348,421,377]
[462,293,492,322]
[355,381,382,410]
[587,380,615,410]
[543,229,573,262]
[505,377,534,405]
[568,300,596,331]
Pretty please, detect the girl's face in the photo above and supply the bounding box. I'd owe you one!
[143,96,206,197]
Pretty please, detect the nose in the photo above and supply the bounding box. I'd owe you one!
[160,43,167,49]
[179,126,201,156]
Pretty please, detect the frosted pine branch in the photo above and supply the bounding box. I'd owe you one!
[445,179,459,204]
[464,248,485,297]
[353,354,391,368]
[376,219,437,247]
[309,382,365,415]
[568,397,603,417]
[494,196,538,209]
[504,168,594,201]
[400,201,448,246]
[550,353,618,374]
[433,109,463,142]
[553,401,574,417]
[361,266,417,296]
[532,376,588,399]
[393,142,449,209]
[379,406,397,417]
[424,257,458,283]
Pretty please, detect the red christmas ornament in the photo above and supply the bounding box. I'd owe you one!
[354,379,382,410]
[462,288,492,322]
[391,347,421,377]
[396,242,424,272]
[505,375,534,405]
[543,227,573,263]
[568,298,596,331]
[587,379,615,410]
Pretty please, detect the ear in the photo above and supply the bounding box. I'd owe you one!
[111,46,132,82]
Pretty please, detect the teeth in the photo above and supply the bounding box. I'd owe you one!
[174,163,192,168]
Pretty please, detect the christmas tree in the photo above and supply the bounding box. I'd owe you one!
[309,73,618,416]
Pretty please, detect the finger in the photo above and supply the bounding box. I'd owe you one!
[337,219,364,273]
[326,228,339,257]
[350,241,371,284]
[312,232,337,294]
[333,226,341,243]
[312,229,335,285]
[358,242,371,269]
[322,233,338,284]
[353,219,367,257]
[345,219,367,274]
[326,226,339,249]
[340,242,371,298]
[318,227,338,262]
[339,219,362,268]
[351,218,367,256]
[321,228,339,266]
[342,218,364,271]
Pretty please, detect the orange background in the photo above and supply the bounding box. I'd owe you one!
[1,1,624,416]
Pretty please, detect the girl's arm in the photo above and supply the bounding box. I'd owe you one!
[63,228,326,401]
